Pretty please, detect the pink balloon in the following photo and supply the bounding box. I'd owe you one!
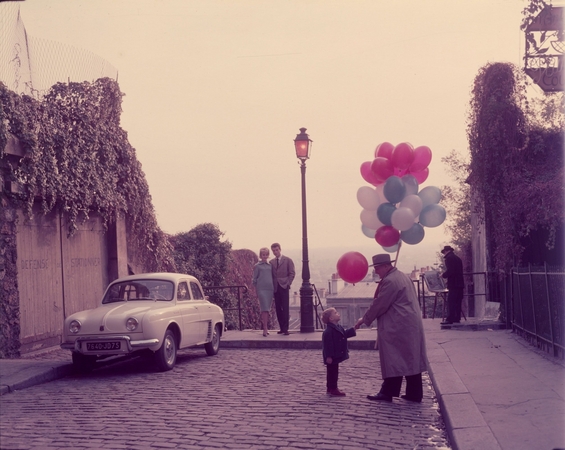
[410,167,429,184]
[374,142,394,160]
[410,146,432,172]
[391,142,414,170]
[371,157,394,181]
[336,252,369,284]
[394,167,407,177]
[375,226,400,247]
[360,161,383,185]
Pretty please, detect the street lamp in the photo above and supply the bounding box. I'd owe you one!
[294,127,314,333]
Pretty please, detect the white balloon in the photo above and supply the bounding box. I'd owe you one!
[361,225,376,239]
[383,243,399,253]
[356,186,381,211]
[360,209,384,230]
[391,207,416,231]
[399,194,423,217]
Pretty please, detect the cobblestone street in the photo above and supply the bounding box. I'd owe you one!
[1,348,449,450]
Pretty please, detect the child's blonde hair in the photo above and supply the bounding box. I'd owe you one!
[321,307,337,325]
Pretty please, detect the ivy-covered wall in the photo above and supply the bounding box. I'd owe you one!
[0,78,176,357]
[0,195,20,357]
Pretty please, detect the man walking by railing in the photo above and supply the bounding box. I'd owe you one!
[441,245,464,325]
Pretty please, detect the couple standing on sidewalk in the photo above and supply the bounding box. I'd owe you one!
[323,253,428,402]
[252,243,295,336]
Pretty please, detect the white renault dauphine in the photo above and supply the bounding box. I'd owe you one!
[61,273,224,372]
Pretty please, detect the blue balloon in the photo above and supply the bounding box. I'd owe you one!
[401,223,425,245]
[419,204,446,227]
[383,176,406,204]
[418,186,441,207]
[377,202,396,226]
[401,174,419,196]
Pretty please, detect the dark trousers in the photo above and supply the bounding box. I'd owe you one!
[379,373,423,400]
[447,288,464,322]
[326,363,339,390]
[274,286,290,332]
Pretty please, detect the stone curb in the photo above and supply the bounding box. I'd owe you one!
[426,339,502,450]
[0,362,74,396]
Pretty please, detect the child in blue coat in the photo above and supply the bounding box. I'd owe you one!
[322,307,356,396]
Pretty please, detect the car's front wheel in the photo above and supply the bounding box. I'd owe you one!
[204,324,221,356]
[154,329,177,371]
[72,352,96,373]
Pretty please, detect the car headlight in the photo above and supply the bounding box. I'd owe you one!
[69,320,81,334]
[126,317,139,331]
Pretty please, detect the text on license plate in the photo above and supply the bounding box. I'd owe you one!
[86,341,121,351]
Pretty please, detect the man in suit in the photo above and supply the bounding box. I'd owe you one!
[441,245,464,325]
[270,243,295,335]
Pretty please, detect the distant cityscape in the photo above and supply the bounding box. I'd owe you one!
[283,242,443,305]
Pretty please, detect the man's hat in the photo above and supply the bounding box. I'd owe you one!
[441,245,454,254]
[370,254,395,267]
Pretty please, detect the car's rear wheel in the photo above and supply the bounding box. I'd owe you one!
[72,352,96,373]
[154,329,177,371]
[204,324,221,356]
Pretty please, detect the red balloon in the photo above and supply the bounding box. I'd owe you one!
[374,142,394,160]
[410,167,429,184]
[391,142,414,170]
[336,252,369,284]
[371,157,394,181]
[375,226,400,247]
[360,161,382,185]
[410,146,432,172]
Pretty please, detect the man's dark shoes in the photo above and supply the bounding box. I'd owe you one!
[327,389,346,397]
[277,330,284,334]
[440,320,453,325]
[283,331,290,335]
[366,393,392,402]
[400,395,422,403]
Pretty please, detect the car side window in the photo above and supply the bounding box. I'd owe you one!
[190,282,204,300]
[177,282,190,300]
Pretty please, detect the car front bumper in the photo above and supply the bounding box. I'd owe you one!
[61,335,160,354]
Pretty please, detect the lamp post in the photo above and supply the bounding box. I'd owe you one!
[294,127,315,333]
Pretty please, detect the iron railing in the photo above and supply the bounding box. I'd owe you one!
[505,265,564,358]
[203,285,248,331]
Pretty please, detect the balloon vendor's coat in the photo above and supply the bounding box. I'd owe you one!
[362,267,428,379]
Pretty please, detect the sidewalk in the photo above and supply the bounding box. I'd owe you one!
[1,318,564,450]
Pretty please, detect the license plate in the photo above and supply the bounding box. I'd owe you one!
[86,341,121,351]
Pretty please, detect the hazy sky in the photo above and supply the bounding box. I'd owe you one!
[11,0,537,269]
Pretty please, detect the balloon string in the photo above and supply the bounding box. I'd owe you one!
[394,241,402,267]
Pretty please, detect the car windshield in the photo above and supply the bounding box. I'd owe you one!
[102,280,174,304]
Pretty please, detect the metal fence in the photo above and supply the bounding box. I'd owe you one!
[203,285,248,331]
[504,265,565,358]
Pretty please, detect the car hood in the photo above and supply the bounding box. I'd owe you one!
[68,302,166,334]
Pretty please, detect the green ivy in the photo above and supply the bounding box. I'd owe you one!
[0,78,174,272]
[467,63,564,270]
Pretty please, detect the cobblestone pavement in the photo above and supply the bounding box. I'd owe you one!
[2,348,450,450]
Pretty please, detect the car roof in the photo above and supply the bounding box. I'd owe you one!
[111,273,200,284]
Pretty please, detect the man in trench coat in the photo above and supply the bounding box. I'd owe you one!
[355,254,428,403]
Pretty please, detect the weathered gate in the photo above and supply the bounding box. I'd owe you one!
[15,206,123,352]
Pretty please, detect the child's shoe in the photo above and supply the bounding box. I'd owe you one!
[327,389,346,396]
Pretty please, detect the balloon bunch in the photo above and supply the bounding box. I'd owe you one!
[357,142,446,252]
